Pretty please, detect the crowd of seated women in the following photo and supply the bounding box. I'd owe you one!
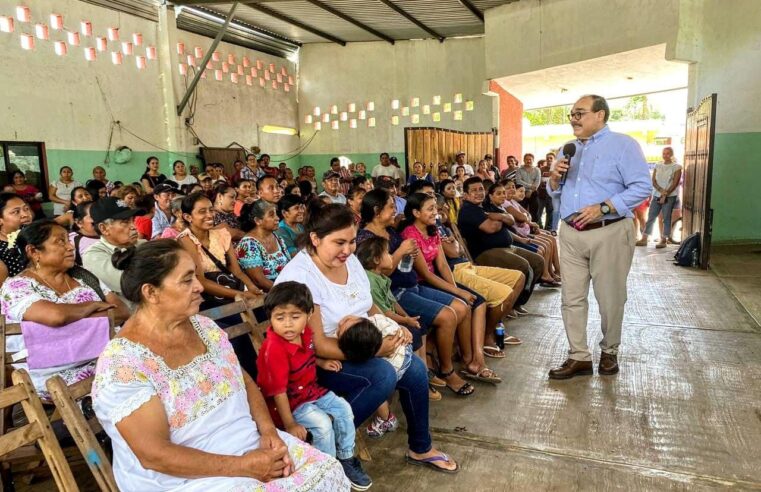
[0,152,563,490]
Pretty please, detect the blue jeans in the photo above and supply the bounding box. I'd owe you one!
[644,195,677,237]
[318,356,431,454]
[292,391,355,460]
[550,196,561,231]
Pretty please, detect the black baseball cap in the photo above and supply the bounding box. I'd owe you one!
[323,170,341,180]
[90,197,145,225]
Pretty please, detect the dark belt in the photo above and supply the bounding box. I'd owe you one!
[565,216,626,231]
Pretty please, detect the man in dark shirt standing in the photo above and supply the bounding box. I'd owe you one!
[458,177,544,310]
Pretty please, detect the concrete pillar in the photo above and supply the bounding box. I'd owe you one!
[490,81,523,169]
[156,4,184,164]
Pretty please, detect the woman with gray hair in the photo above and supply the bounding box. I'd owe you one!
[160,196,187,239]
[236,200,291,292]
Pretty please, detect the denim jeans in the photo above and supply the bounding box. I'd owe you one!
[550,196,561,231]
[292,391,355,460]
[317,356,432,454]
[644,195,677,237]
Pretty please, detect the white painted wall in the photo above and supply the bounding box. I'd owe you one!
[485,0,680,80]
[298,37,494,156]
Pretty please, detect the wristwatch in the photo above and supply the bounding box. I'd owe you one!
[599,202,611,215]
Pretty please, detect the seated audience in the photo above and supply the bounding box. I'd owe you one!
[257,282,371,489]
[171,160,198,187]
[83,197,146,310]
[275,203,459,473]
[236,201,291,292]
[449,152,474,177]
[234,179,256,216]
[283,183,301,198]
[375,176,406,218]
[212,183,244,241]
[49,166,81,217]
[358,190,472,397]
[70,186,93,211]
[438,180,460,225]
[371,152,404,188]
[275,195,305,257]
[407,162,433,186]
[10,170,44,219]
[1,220,129,394]
[115,185,139,208]
[141,156,166,194]
[328,157,352,195]
[346,187,366,224]
[92,240,349,492]
[257,175,284,205]
[133,195,155,241]
[0,194,35,283]
[160,197,186,239]
[475,160,495,182]
[86,179,108,202]
[352,175,373,193]
[151,183,176,239]
[92,165,113,193]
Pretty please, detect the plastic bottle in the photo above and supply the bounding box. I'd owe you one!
[495,323,505,350]
[398,255,413,273]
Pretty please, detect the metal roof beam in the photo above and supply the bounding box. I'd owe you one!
[304,0,395,44]
[457,0,484,22]
[377,0,444,42]
[244,2,347,45]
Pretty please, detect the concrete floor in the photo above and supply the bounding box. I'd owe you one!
[14,246,761,491]
[364,246,761,491]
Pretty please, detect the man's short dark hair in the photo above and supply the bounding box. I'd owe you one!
[408,179,435,195]
[330,157,340,166]
[338,319,382,363]
[462,176,483,194]
[379,152,389,159]
[352,175,368,188]
[264,281,314,318]
[582,94,610,123]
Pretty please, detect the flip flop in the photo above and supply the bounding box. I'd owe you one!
[405,452,459,474]
[504,335,522,345]
[483,345,506,358]
[460,368,502,385]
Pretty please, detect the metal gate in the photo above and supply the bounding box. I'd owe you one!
[682,93,717,269]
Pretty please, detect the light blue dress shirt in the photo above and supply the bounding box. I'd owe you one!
[547,125,651,221]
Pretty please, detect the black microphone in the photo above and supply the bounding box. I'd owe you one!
[559,142,577,186]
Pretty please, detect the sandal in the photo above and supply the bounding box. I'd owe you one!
[429,384,442,401]
[483,345,506,358]
[428,369,446,387]
[460,368,502,384]
[504,335,522,345]
[405,451,459,474]
[438,368,475,397]
[540,280,561,288]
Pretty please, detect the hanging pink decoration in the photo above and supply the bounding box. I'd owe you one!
[288,76,294,85]
[0,16,14,33]
[245,75,253,86]
[34,24,49,40]
[121,41,133,56]
[16,6,31,23]
[305,115,313,124]
[96,37,107,51]
[187,54,195,66]
[194,46,203,58]
[215,70,223,81]
[284,84,290,93]
[281,67,287,76]
[250,68,257,77]
[269,63,275,73]
[178,63,187,76]
[242,56,250,67]
[314,121,322,131]
[340,112,348,122]
[222,62,229,73]
[264,71,270,81]
[271,80,278,90]
[176,42,185,55]
[230,73,238,84]
[54,41,67,56]
[227,53,235,65]
[132,32,142,46]
[84,46,96,61]
[146,46,157,60]
[350,119,357,129]
[237,65,244,76]
[135,56,146,70]
[276,74,283,83]
[111,51,123,65]
[20,33,34,49]
[107,27,119,41]
[212,51,220,61]
[331,121,339,130]
[50,14,63,30]
[256,59,263,70]
[322,113,330,123]
[259,77,265,87]
[200,70,207,79]
[67,31,80,45]
[80,20,92,36]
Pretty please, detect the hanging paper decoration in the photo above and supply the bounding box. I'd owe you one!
[264,71,270,81]
[305,115,313,124]
[222,62,229,73]
[135,56,146,70]
[54,41,67,56]
[132,33,143,46]
[212,51,220,61]
[146,46,157,60]
[250,68,257,77]
[313,107,321,116]
[80,21,92,36]
[245,75,253,86]
[284,84,290,93]
[176,42,185,55]
[230,73,238,84]
[330,105,338,115]
[0,16,14,33]
[358,110,367,120]
[367,101,375,111]
[107,27,119,41]
[228,53,235,65]
[50,14,63,30]
[242,56,250,67]
[433,95,441,105]
[178,63,187,76]
[201,70,207,79]
[391,116,400,126]
[465,101,474,111]
[84,46,96,61]
[259,77,266,87]
[271,80,278,90]
[368,117,376,128]
[16,6,31,23]
[288,76,294,85]
[34,24,49,40]
[454,93,463,103]
[112,51,123,65]
[350,119,357,129]
[96,37,107,51]
[67,31,80,45]
[411,114,420,124]
[281,67,287,76]
[194,46,203,58]
[215,70,223,81]
[331,121,339,130]
[20,33,34,50]
[401,107,410,116]
[443,103,452,113]
[391,100,400,110]
[348,103,356,112]
[122,42,133,56]
[314,121,322,131]
[256,59,263,70]
[423,105,431,115]
[411,97,420,108]
[186,54,195,66]
[432,112,441,122]
[340,112,348,122]
[237,65,244,76]
[206,61,213,70]
[454,110,463,121]
[322,113,330,123]
[269,63,275,73]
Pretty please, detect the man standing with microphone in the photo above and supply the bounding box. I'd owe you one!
[547,95,651,379]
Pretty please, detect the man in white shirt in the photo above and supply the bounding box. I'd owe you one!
[318,171,347,204]
[449,152,475,177]
[371,152,404,187]
[637,146,682,248]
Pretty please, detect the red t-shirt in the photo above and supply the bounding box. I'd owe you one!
[256,325,327,426]
[134,215,152,240]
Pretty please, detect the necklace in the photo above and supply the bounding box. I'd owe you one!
[32,270,72,295]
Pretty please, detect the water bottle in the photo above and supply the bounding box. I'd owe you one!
[398,254,414,273]
[495,323,505,350]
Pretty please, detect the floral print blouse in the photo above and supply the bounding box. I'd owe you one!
[236,234,291,281]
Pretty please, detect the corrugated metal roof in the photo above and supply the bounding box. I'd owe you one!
[187,0,518,45]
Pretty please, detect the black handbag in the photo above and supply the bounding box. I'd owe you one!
[198,242,243,307]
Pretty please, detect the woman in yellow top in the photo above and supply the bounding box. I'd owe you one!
[438,179,460,225]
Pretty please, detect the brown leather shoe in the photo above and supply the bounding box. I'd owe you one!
[548,359,593,380]
[599,353,619,375]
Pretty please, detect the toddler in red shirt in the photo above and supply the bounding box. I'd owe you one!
[257,281,372,490]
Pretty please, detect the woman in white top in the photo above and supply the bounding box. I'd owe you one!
[638,147,683,248]
[92,240,349,492]
[172,160,199,187]
[275,202,459,474]
[48,166,82,216]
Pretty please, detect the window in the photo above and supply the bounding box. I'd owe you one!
[337,156,353,168]
[1,142,49,198]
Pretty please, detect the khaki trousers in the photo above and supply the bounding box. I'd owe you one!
[558,218,636,361]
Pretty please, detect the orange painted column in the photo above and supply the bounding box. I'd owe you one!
[489,81,523,171]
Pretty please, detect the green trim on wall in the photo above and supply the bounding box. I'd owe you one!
[44,149,203,184]
[711,132,761,243]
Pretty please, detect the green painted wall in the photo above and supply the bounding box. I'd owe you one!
[711,132,761,243]
[44,149,204,185]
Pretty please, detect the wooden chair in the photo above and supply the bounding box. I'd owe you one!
[46,376,117,492]
[200,297,267,350]
[0,370,78,491]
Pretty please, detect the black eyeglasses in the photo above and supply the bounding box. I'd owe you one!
[567,110,594,121]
